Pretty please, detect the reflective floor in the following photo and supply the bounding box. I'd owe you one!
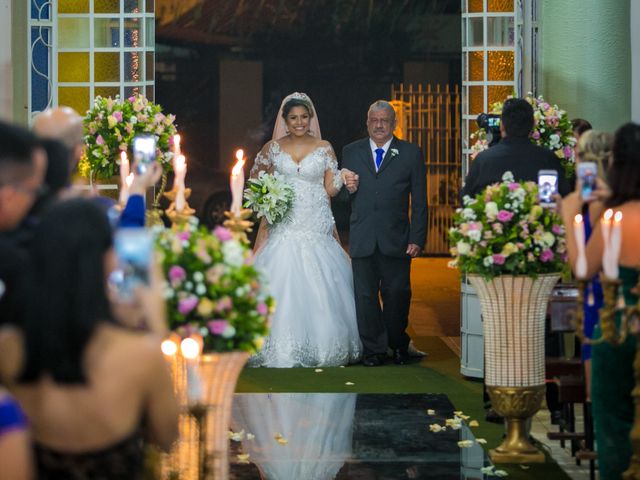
[229,393,489,479]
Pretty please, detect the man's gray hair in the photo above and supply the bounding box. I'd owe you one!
[368,100,396,120]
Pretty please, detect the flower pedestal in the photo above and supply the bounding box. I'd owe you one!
[164,351,249,480]
[469,273,560,463]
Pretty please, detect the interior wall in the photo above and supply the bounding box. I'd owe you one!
[0,0,12,120]
[632,0,640,123]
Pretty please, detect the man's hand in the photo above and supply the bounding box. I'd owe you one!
[341,169,359,193]
[406,243,422,258]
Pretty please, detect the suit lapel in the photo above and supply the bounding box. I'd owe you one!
[377,137,399,175]
[359,138,375,175]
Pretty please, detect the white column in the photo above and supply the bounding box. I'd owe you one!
[0,0,12,121]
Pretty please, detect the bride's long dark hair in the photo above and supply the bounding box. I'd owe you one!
[19,199,116,384]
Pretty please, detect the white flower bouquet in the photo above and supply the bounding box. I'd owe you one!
[243,171,294,226]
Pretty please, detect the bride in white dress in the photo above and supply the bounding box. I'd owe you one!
[249,92,362,367]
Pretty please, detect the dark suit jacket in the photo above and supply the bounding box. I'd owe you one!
[341,136,427,258]
[460,136,571,199]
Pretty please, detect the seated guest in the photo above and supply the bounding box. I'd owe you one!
[0,199,179,479]
[0,386,31,480]
[561,122,640,479]
[461,97,571,198]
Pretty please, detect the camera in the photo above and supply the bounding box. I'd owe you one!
[476,113,502,147]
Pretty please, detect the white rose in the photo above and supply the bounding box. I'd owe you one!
[483,256,494,267]
[549,134,560,146]
[542,232,556,247]
[193,271,204,282]
[467,229,482,242]
[462,208,476,220]
[222,325,236,339]
[485,202,498,220]
[456,241,471,255]
[195,283,206,295]
[222,241,245,267]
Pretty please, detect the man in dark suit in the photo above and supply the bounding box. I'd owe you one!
[341,100,427,366]
[461,98,571,198]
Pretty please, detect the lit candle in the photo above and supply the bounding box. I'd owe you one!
[174,154,186,213]
[573,214,587,278]
[180,337,202,403]
[230,149,245,216]
[601,209,614,278]
[173,134,181,158]
[119,151,130,204]
[609,211,623,279]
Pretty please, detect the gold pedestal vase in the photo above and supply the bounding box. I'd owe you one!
[469,273,560,463]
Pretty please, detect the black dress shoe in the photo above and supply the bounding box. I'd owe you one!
[392,349,409,365]
[362,355,384,367]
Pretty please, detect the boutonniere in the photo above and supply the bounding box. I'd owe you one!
[390,148,399,157]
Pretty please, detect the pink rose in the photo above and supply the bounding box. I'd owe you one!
[508,182,519,191]
[96,134,105,145]
[169,265,186,284]
[113,111,123,122]
[216,296,233,312]
[178,296,198,315]
[552,224,563,235]
[492,254,506,265]
[256,303,268,315]
[531,131,541,140]
[208,320,229,335]
[540,249,554,262]
[497,210,514,222]
[214,226,233,242]
[563,146,573,159]
[177,231,191,242]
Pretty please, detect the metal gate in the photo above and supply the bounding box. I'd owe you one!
[390,84,461,255]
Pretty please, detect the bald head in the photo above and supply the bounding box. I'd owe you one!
[33,107,84,170]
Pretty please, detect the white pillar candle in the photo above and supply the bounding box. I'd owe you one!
[119,151,130,204]
[174,154,186,213]
[230,149,245,216]
[180,337,202,403]
[609,211,623,279]
[601,209,615,278]
[573,214,587,279]
[173,134,181,158]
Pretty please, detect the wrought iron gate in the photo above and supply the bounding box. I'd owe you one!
[390,84,461,255]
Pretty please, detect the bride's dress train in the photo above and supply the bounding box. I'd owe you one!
[250,142,362,367]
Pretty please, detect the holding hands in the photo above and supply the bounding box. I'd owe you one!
[341,168,359,193]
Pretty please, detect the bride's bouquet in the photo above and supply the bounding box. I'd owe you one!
[243,171,294,226]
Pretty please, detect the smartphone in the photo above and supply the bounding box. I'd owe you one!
[538,169,559,206]
[132,135,156,175]
[577,162,598,200]
[109,228,154,300]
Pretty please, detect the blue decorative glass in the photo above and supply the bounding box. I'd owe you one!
[31,27,50,113]
[30,0,50,20]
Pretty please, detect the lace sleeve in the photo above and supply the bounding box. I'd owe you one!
[249,142,274,179]
[323,144,344,196]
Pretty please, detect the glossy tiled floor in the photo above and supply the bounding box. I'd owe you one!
[228,393,489,479]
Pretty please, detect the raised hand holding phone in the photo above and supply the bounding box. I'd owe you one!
[133,135,156,175]
[577,162,598,201]
[538,169,559,207]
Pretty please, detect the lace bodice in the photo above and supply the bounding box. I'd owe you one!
[251,142,341,239]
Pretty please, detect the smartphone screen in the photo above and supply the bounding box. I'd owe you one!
[577,162,597,200]
[110,228,154,300]
[538,170,558,205]
[133,135,156,175]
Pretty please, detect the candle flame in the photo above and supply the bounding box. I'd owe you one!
[614,211,623,223]
[604,209,614,221]
[125,173,134,187]
[574,214,583,224]
[120,151,128,164]
[181,337,201,359]
[235,149,244,162]
[161,339,178,356]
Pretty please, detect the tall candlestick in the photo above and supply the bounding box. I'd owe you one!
[609,211,623,279]
[174,154,186,213]
[180,337,202,403]
[230,149,245,216]
[601,209,615,278]
[573,214,587,278]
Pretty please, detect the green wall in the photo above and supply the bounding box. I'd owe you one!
[539,0,631,132]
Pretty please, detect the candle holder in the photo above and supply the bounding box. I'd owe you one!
[164,186,196,226]
[188,403,212,480]
[146,173,169,227]
[576,273,640,479]
[223,208,254,244]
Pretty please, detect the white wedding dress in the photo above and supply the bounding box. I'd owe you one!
[250,142,362,367]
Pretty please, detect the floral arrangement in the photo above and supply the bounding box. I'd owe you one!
[243,171,295,226]
[156,220,273,353]
[470,93,576,177]
[449,171,567,279]
[82,94,177,179]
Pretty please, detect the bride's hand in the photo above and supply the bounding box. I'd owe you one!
[341,169,359,193]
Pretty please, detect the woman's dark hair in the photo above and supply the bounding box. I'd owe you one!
[20,199,115,384]
[501,98,534,137]
[606,122,640,207]
[572,118,592,137]
[282,98,314,119]
[29,139,70,216]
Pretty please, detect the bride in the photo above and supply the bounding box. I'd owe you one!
[249,92,362,367]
